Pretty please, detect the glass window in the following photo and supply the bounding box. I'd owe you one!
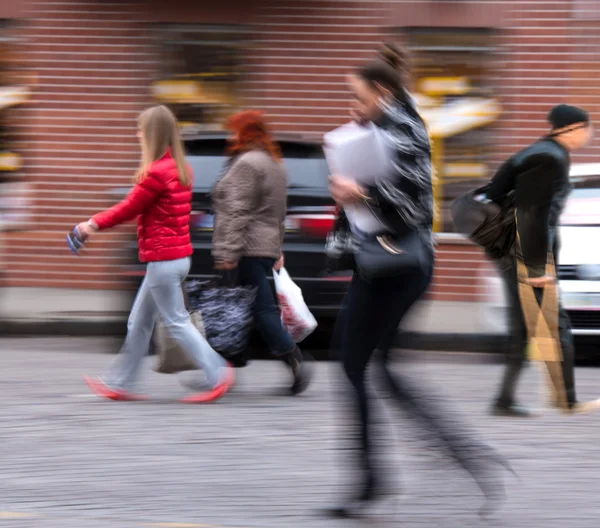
[185,138,328,191]
[572,0,600,19]
[153,25,249,134]
[407,27,497,232]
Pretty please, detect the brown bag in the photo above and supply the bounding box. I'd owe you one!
[514,217,566,410]
[153,311,206,374]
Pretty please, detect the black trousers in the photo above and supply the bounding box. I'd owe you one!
[495,255,576,407]
[333,258,495,486]
[237,257,296,357]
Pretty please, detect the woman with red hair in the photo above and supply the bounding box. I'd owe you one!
[212,110,313,394]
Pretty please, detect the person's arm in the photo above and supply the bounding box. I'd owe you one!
[362,109,431,226]
[212,160,259,264]
[92,170,166,230]
[514,156,558,279]
[365,147,431,228]
[485,156,516,203]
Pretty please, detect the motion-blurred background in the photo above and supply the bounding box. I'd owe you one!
[2,0,600,356]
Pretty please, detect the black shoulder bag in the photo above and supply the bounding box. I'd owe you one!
[451,185,516,260]
[354,198,429,280]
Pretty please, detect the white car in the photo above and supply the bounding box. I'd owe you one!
[558,163,600,335]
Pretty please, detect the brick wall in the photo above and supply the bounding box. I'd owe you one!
[7,0,155,288]
[5,0,597,302]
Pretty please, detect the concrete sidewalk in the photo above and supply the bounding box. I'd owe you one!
[2,338,600,528]
[0,287,509,351]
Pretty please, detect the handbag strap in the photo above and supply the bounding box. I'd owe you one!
[514,214,566,409]
[361,194,390,235]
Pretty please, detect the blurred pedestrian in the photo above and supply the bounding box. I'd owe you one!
[76,105,234,403]
[486,104,598,416]
[324,42,513,518]
[211,110,313,394]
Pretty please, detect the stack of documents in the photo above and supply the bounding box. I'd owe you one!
[323,121,394,233]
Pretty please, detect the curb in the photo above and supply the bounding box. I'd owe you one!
[399,331,508,354]
[0,318,508,353]
[0,320,127,337]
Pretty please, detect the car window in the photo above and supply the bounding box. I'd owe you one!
[186,155,228,189]
[562,183,600,226]
[185,139,328,190]
[570,188,600,199]
[283,157,329,188]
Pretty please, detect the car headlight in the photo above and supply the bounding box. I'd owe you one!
[578,264,600,280]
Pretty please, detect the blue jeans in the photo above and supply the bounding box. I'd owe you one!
[237,257,296,357]
[105,257,226,390]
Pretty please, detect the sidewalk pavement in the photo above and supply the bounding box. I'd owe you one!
[2,337,600,528]
[0,287,510,352]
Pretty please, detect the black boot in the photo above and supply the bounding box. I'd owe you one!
[491,401,533,417]
[283,346,313,395]
[475,451,519,518]
[324,472,393,519]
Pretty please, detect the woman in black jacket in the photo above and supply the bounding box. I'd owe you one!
[325,43,513,518]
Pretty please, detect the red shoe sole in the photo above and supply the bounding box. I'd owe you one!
[83,376,146,401]
[180,366,235,404]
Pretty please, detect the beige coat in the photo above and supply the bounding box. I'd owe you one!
[212,149,287,263]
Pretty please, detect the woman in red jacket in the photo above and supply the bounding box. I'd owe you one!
[76,105,234,402]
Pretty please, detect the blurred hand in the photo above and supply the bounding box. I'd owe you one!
[274,254,284,271]
[329,175,365,206]
[76,221,95,240]
[214,260,238,271]
[525,275,555,288]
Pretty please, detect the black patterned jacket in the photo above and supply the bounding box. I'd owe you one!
[325,95,434,269]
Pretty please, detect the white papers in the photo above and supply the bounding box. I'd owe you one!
[323,121,395,234]
[323,121,393,185]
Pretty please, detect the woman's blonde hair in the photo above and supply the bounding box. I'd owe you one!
[135,105,190,186]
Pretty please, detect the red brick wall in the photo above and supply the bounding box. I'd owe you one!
[5,0,596,303]
[8,1,155,288]
[245,1,389,135]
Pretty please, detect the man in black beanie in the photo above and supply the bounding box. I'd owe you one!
[485,103,596,417]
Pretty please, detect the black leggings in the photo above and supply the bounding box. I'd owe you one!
[334,264,494,485]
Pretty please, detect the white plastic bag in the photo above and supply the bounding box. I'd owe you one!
[273,268,318,343]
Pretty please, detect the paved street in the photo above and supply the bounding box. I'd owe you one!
[2,338,600,528]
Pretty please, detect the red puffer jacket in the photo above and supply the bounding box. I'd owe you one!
[92,150,193,263]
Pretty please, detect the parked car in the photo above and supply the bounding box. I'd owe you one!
[557,163,600,337]
[119,132,350,318]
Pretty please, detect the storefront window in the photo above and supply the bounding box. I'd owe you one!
[0,19,30,232]
[153,25,248,136]
[407,28,499,232]
[0,20,25,178]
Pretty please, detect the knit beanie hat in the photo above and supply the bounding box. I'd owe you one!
[548,104,589,130]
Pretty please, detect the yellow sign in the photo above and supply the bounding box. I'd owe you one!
[444,162,488,178]
[0,85,29,110]
[418,76,470,97]
[151,80,234,106]
[0,152,22,171]
[418,98,501,139]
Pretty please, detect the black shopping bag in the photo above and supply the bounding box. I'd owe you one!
[186,275,257,359]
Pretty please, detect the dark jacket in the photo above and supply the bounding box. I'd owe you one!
[212,149,287,263]
[325,95,434,265]
[93,150,193,263]
[486,137,571,278]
